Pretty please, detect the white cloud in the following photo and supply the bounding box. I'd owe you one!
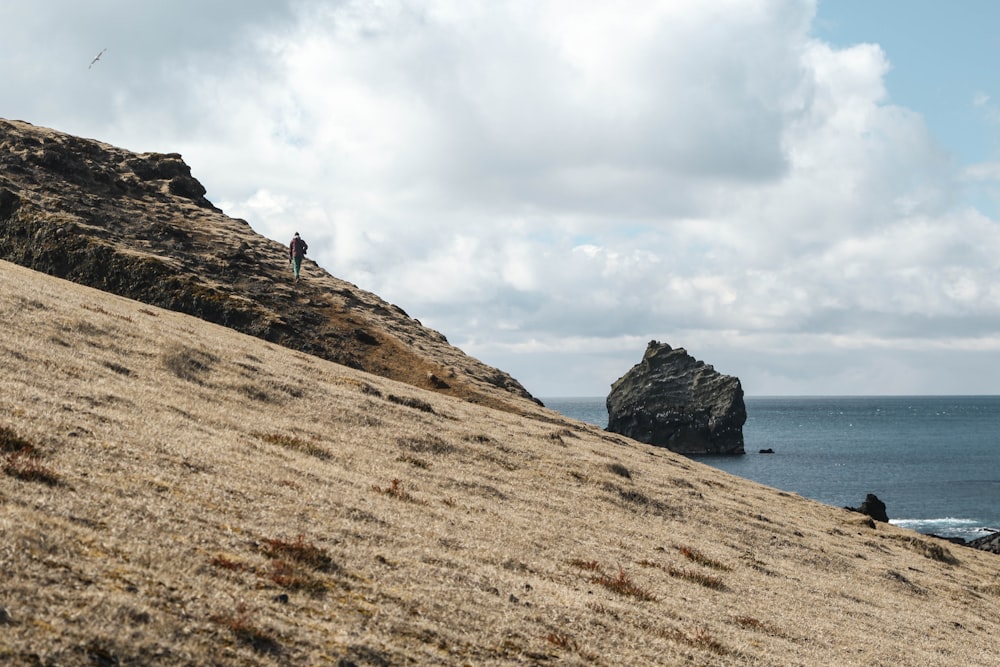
[5,0,1000,396]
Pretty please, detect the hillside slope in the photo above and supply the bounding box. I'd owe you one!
[0,118,535,414]
[2,259,999,666]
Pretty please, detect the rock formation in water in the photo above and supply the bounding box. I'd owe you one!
[605,341,746,455]
[846,493,890,523]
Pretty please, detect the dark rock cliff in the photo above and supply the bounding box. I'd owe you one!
[606,341,746,455]
[0,118,538,413]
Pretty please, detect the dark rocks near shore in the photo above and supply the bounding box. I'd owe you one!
[925,530,1000,555]
[844,491,1000,556]
[964,531,1000,554]
[927,529,1000,555]
[605,341,746,455]
[846,493,890,523]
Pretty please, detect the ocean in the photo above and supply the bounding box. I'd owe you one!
[542,395,1000,541]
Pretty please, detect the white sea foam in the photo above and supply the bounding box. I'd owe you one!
[891,517,997,539]
[891,517,979,529]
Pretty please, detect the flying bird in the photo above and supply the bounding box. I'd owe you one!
[89,48,107,69]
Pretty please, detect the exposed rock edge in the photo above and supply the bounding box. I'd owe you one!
[0,118,538,412]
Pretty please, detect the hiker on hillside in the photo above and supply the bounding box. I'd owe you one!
[289,232,308,281]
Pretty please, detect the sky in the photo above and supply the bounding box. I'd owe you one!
[4,0,1000,398]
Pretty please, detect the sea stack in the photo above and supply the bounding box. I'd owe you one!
[606,341,746,455]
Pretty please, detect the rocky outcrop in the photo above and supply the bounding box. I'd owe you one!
[605,341,746,455]
[927,529,1000,554]
[966,531,1000,554]
[0,118,539,413]
[846,493,890,523]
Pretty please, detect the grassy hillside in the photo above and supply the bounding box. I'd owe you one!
[2,258,999,666]
[0,118,536,413]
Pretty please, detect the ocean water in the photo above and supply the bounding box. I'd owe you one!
[542,395,1000,541]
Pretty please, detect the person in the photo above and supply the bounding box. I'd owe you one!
[289,232,308,281]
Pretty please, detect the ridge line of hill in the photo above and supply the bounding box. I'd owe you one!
[0,118,539,416]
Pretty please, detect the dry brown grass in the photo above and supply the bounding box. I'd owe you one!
[0,425,60,485]
[590,565,658,601]
[3,447,60,486]
[254,431,332,460]
[2,258,1000,666]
